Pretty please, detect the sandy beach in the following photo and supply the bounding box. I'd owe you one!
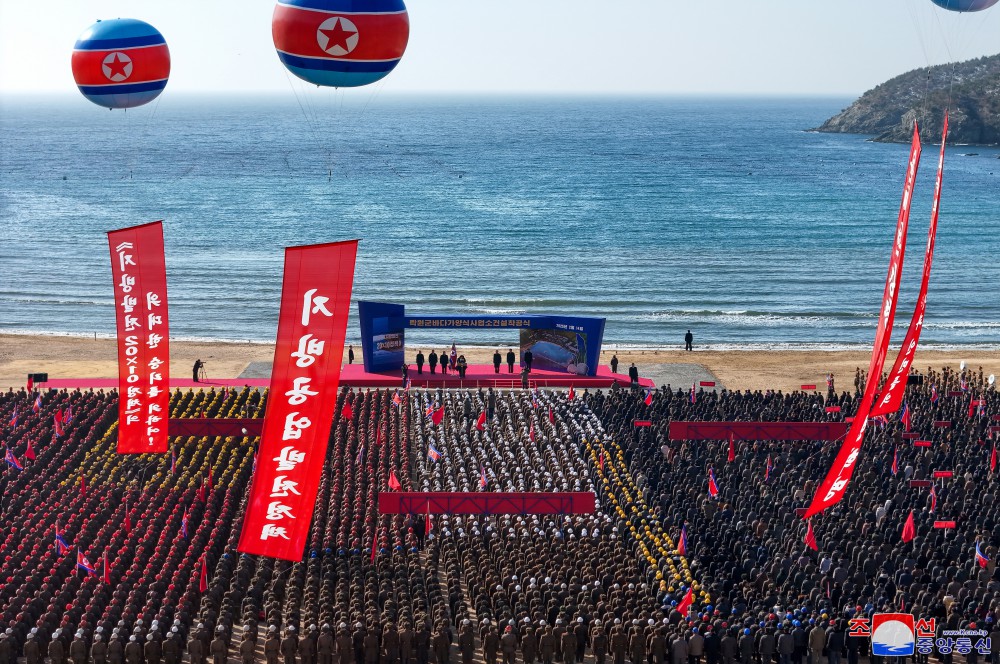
[3,333,999,393]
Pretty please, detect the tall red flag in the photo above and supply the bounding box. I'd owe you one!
[991,442,997,473]
[567,386,575,401]
[199,556,208,593]
[25,439,35,462]
[388,470,402,491]
[124,500,132,535]
[103,550,110,584]
[431,406,445,426]
[901,510,916,543]
[108,221,171,454]
[237,240,359,561]
[475,411,486,431]
[529,421,536,442]
[807,125,922,517]
[804,520,818,551]
[677,587,694,617]
[727,435,735,463]
[370,527,378,564]
[548,406,555,424]
[424,501,432,536]
[598,450,605,472]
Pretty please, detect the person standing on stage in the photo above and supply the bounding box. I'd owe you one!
[493,350,502,374]
[457,355,468,379]
[684,330,694,352]
[450,344,458,371]
[628,363,639,387]
[192,359,204,383]
[506,349,516,374]
[416,351,425,375]
[610,354,619,373]
[428,351,438,375]
[524,349,534,374]
[440,351,450,375]
[401,363,409,382]
[348,346,355,364]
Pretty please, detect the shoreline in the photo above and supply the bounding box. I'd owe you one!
[3,332,1000,393]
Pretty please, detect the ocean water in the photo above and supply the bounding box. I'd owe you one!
[1,94,999,350]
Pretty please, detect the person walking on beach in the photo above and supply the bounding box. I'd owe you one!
[192,359,204,383]
[494,350,502,374]
[524,349,534,374]
[684,331,694,352]
[428,351,438,375]
[348,346,355,364]
[506,349,516,374]
[416,351,425,375]
[610,354,619,373]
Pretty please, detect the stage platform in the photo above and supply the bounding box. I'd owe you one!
[40,364,652,391]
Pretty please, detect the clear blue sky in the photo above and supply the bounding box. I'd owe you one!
[2,0,998,96]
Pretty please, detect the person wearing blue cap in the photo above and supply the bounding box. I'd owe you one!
[737,630,752,664]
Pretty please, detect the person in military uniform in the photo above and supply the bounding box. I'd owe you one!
[239,632,256,664]
[146,632,163,664]
[335,626,353,664]
[481,623,499,664]
[300,627,317,664]
[561,626,578,664]
[107,635,124,664]
[414,624,430,664]
[24,634,41,664]
[539,627,556,664]
[50,632,68,664]
[591,622,608,664]
[399,623,414,664]
[362,627,378,664]
[161,633,180,664]
[458,621,475,664]
[124,636,142,664]
[431,625,449,664]
[92,635,109,664]
[382,624,400,664]
[191,631,207,664]
[573,619,588,664]
[500,627,518,664]
[211,628,228,664]
[520,623,537,664]
[647,629,666,664]
[265,627,281,664]
[610,628,627,664]
[281,628,299,664]
[0,633,11,664]
[317,626,334,664]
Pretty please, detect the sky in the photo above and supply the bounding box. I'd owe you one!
[1,0,999,96]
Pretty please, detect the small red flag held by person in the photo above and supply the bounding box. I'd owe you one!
[199,556,208,593]
[431,406,444,426]
[103,550,110,584]
[342,402,353,421]
[567,386,575,401]
[25,439,35,462]
[370,528,378,564]
[727,435,736,463]
[901,510,916,543]
[548,406,555,424]
[79,474,86,496]
[425,501,432,536]
[991,442,997,473]
[804,520,818,551]
[598,450,605,472]
[388,470,402,492]
[677,586,694,617]
[475,411,486,431]
[530,421,536,442]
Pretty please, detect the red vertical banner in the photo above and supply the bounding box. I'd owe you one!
[871,116,948,417]
[107,221,170,454]
[237,240,358,560]
[805,125,922,518]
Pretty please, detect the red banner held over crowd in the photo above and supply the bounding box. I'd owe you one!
[801,385,817,391]
[108,221,170,454]
[872,117,948,418]
[901,432,920,440]
[914,440,932,448]
[699,381,716,387]
[909,480,932,488]
[933,420,952,428]
[933,470,953,479]
[237,240,358,561]
[934,520,956,529]
[805,125,921,518]
[633,420,652,427]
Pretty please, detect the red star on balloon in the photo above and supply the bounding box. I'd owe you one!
[105,53,131,80]
[320,18,356,54]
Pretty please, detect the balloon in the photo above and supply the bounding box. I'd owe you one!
[930,0,999,10]
[272,0,409,88]
[72,19,170,110]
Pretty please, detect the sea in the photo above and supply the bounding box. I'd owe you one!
[1,94,999,350]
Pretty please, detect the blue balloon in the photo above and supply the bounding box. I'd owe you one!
[931,0,999,10]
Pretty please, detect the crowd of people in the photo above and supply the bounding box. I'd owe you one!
[0,364,997,664]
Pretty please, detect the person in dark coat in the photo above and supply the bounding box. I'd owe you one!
[240,634,256,664]
[493,351,502,374]
[439,352,450,376]
[501,628,518,664]
[50,633,67,664]
[317,627,334,664]
[93,635,110,664]
[428,351,438,375]
[610,355,619,373]
[123,637,141,664]
[416,352,425,375]
[539,628,556,664]
[107,637,124,664]
[684,330,693,351]
[524,350,534,374]
[282,629,299,664]
[458,622,475,664]
[348,346,355,364]
[628,364,639,387]
[24,635,41,664]
[432,625,450,664]
[401,363,409,382]
[506,350,516,374]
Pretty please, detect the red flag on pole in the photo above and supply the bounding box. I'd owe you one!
[727,434,735,463]
[424,501,432,536]
[548,406,555,425]
[677,586,694,617]
[388,470,402,492]
[80,474,86,496]
[342,401,353,421]
[25,439,35,462]
[991,442,997,473]
[901,510,916,543]
[431,406,444,426]
[804,520,818,551]
[103,550,110,584]
[598,450,605,472]
[124,499,131,535]
[529,421,536,442]
[370,528,378,564]
[199,556,208,593]
[567,386,575,401]
[475,411,486,431]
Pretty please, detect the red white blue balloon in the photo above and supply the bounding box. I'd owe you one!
[71,19,170,110]
[272,0,409,88]
[930,0,999,11]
